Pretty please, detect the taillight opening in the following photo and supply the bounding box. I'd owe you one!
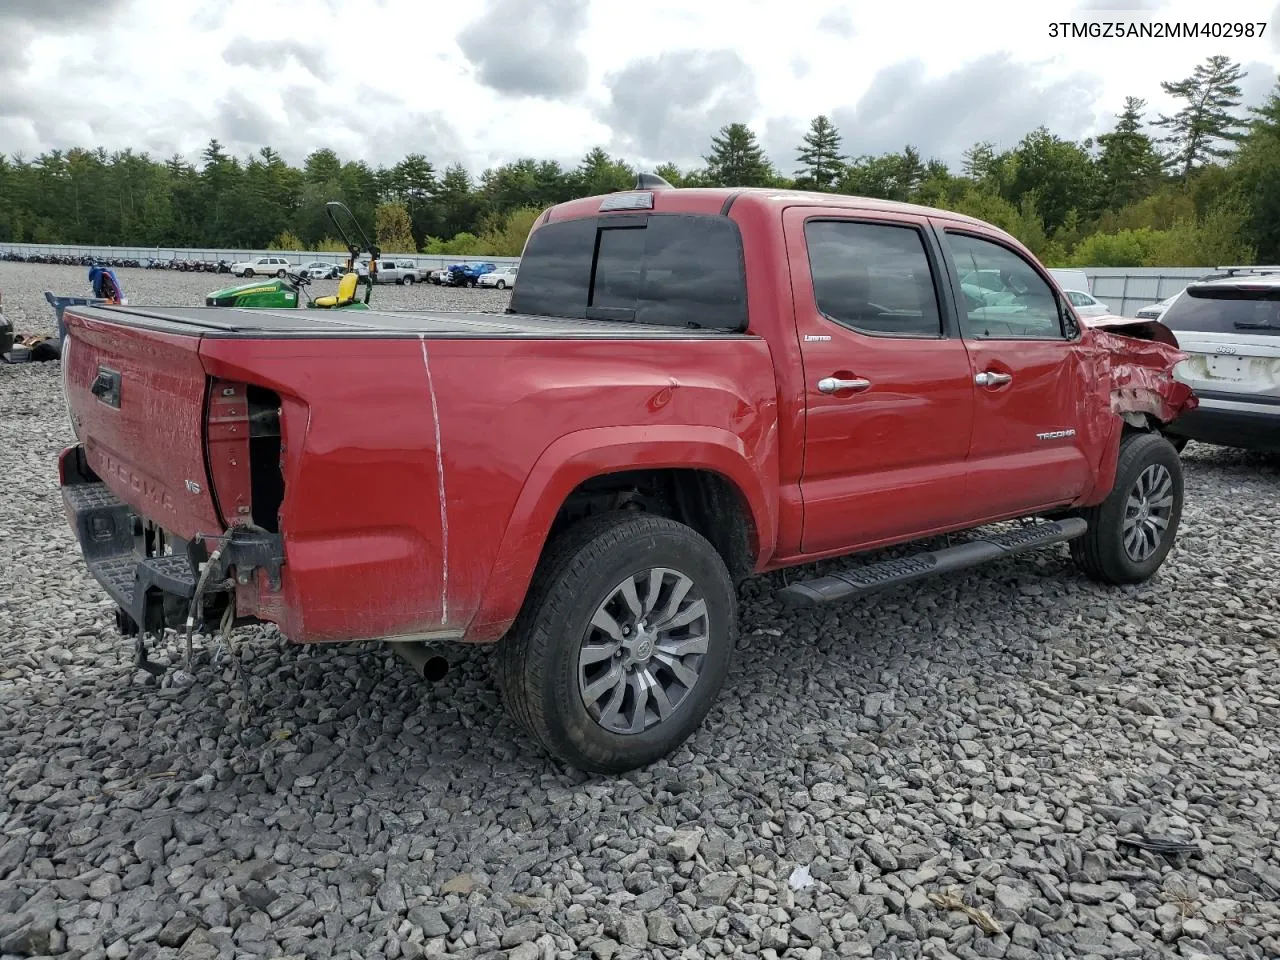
[205,379,284,533]
[247,385,283,532]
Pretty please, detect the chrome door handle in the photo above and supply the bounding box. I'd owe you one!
[817,377,872,394]
[975,371,1013,387]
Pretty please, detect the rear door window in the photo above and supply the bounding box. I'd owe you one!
[1161,287,1280,334]
[804,220,943,337]
[510,214,747,330]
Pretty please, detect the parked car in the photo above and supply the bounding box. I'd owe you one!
[477,265,518,289]
[1161,272,1280,452]
[1062,289,1111,317]
[230,256,295,278]
[444,262,496,287]
[56,181,1194,773]
[301,261,344,280]
[428,269,450,285]
[374,258,429,285]
[1136,293,1182,320]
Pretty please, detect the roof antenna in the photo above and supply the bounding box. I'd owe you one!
[634,172,673,190]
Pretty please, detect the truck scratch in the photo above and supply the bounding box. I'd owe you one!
[419,336,449,623]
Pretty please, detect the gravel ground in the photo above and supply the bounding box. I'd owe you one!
[2,261,1280,960]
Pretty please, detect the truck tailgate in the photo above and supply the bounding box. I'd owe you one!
[64,313,222,540]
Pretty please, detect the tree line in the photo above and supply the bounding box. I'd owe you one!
[1,55,1278,267]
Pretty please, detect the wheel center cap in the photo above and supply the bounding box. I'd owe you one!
[634,637,653,659]
[1138,500,1150,521]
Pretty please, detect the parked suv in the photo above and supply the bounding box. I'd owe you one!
[1162,271,1280,452]
[231,256,294,278]
[477,265,518,289]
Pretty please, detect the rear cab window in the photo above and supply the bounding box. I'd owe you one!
[510,214,747,330]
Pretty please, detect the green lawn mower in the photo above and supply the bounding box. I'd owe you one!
[205,201,380,310]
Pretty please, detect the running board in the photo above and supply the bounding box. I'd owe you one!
[777,518,1088,608]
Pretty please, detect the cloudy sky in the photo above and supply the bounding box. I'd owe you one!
[2,0,1278,177]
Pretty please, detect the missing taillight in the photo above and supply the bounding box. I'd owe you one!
[205,379,284,532]
[247,385,283,532]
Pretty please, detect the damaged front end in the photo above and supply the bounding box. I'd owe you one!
[1084,316,1199,427]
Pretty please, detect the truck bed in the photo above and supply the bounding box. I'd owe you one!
[66,304,750,339]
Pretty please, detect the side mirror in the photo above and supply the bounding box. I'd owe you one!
[1058,293,1081,339]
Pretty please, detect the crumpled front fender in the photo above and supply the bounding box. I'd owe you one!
[1076,318,1199,506]
[1085,317,1199,424]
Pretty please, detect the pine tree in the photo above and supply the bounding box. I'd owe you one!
[1156,55,1248,178]
[703,123,774,187]
[1096,97,1163,209]
[795,115,845,190]
[962,142,996,181]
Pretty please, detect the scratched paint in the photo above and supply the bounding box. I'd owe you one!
[420,336,450,625]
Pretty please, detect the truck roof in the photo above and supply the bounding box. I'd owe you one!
[543,186,997,231]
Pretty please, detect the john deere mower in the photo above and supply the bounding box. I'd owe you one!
[205,201,380,310]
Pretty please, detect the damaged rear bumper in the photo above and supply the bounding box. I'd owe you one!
[59,444,283,635]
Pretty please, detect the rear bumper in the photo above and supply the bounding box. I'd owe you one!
[59,444,284,635]
[1165,396,1280,452]
[60,445,200,633]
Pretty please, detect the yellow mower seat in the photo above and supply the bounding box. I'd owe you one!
[313,272,359,308]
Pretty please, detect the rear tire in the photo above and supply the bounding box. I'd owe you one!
[242,269,254,278]
[276,269,286,278]
[498,514,736,774]
[404,276,414,285]
[1070,432,1183,585]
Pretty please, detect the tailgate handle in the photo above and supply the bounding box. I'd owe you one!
[91,367,121,408]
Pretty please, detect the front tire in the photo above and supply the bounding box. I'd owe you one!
[496,280,506,290]
[242,269,254,278]
[404,275,414,285]
[498,514,736,774]
[1071,432,1183,585]
[276,269,286,278]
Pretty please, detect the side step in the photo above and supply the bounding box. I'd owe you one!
[777,517,1088,607]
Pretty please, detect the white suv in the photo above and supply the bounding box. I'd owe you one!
[477,265,518,289]
[1162,269,1280,453]
[231,255,295,278]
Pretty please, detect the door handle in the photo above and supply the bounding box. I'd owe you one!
[817,377,872,394]
[975,371,1012,388]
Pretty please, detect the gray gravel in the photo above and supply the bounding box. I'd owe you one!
[3,261,1280,960]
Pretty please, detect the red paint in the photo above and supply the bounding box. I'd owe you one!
[204,379,253,526]
[59,188,1195,646]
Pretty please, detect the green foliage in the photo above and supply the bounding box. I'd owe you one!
[479,207,542,257]
[268,230,303,250]
[795,115,845,190]
[1157,55,1248,178]
[1096,97,1163,210]
[375,202,416,253]
[422,232,486,255]
[704,123,775,187]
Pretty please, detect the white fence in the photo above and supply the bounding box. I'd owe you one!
[0,241,1234,317]
[0,241,520,273]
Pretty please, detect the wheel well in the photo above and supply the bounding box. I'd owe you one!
[549,468,757,581]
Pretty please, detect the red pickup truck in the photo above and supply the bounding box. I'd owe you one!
[57,180,1195,772]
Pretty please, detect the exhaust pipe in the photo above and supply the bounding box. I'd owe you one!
[389,641,449,682]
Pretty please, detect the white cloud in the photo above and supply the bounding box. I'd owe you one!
[1,0,1277,174]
